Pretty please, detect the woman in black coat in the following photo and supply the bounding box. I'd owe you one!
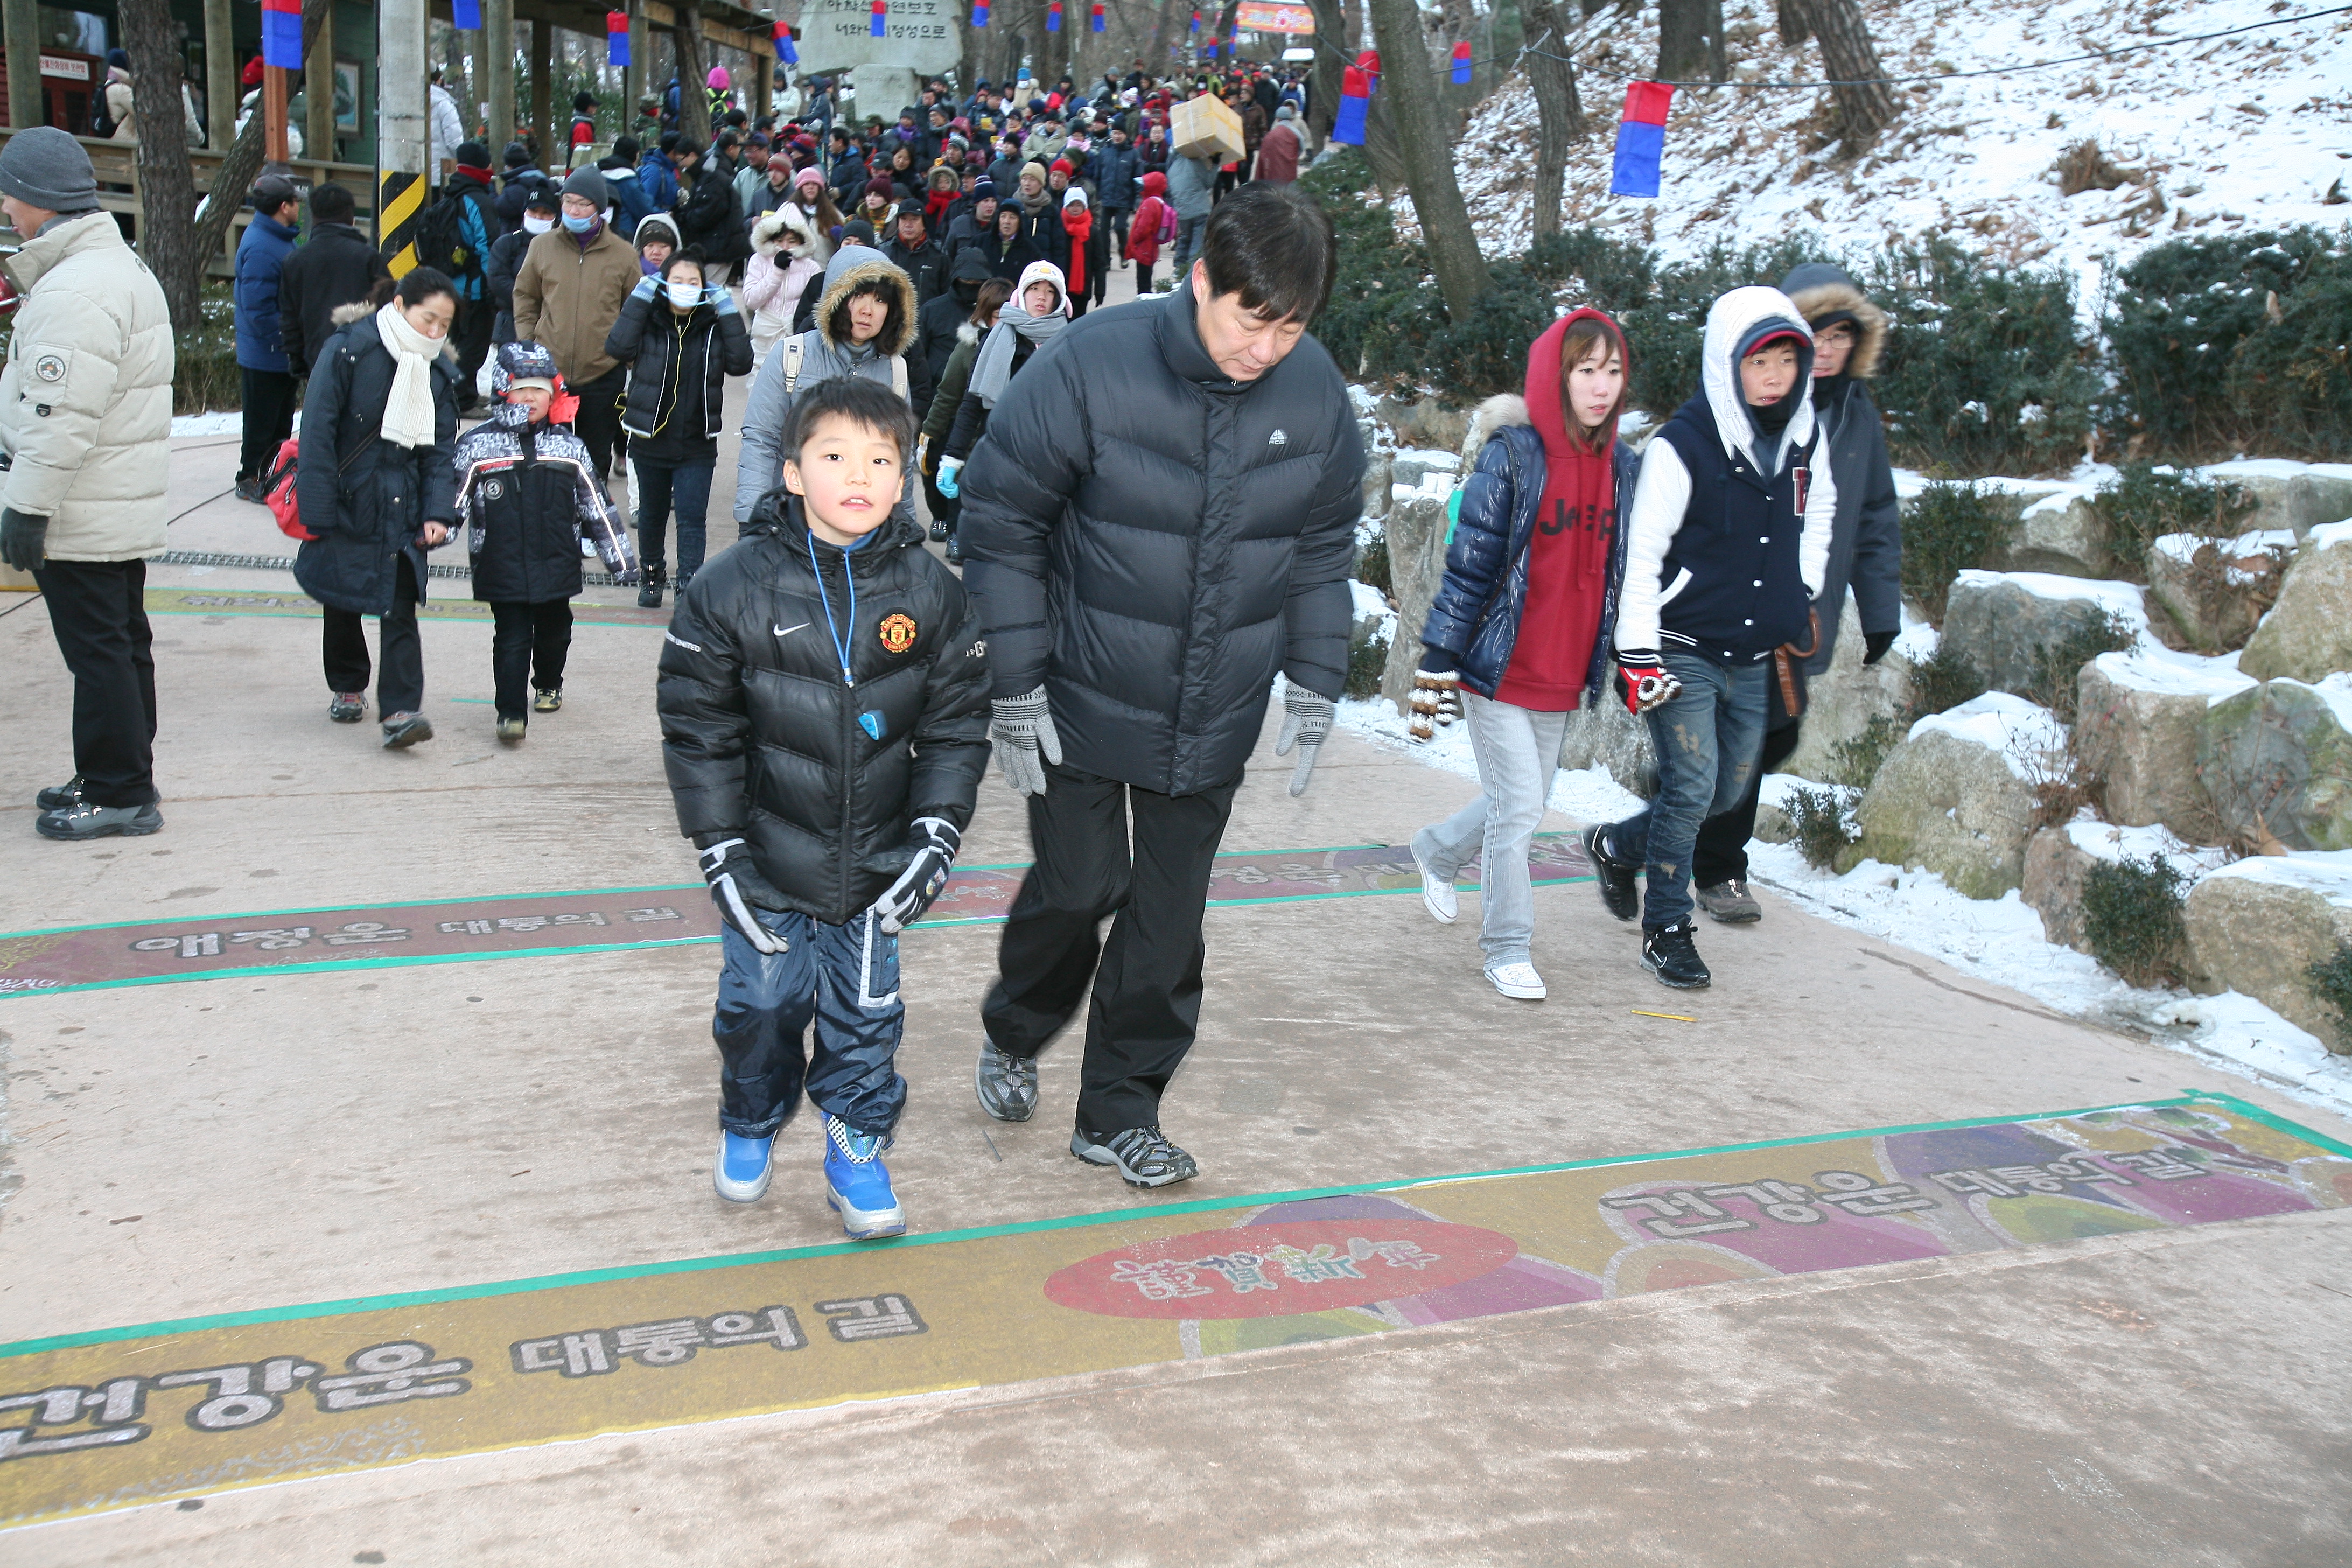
[977,201,1042,283]
[292,268,464,750]
[604,249,755,606]
[671,145,752,283]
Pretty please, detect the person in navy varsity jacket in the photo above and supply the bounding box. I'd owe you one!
[1581,286,1835,990]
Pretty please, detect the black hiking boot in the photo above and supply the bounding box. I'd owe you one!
[1641,920,1712,989]
[1583,824,1640,923]
[637,566,667,610]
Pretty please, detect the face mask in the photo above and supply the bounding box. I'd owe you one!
[523,214,554,234]
[666,281,702,310]
[561,212,596,234]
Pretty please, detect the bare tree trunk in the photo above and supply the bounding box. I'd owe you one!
[1363,0,1487,315]
[120,0,202,330]
[1776,0,1811,48]
[1306,0,1343,141]
[673,0,710,146]
[1808,0,1894,149]
[1656,0,1724,82]
[1519,0,1585,238]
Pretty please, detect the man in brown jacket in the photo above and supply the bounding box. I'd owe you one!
[511,166,639,477]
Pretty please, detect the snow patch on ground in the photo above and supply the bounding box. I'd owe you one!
[1747,843,2352,1118]
[2062,816,2233,874]
[1346,701,2352,1117]
[2306,520,2352,550]
[2152,528,2299,567]
[170,411,244,437]
[2278,672,2352,734]
[2201,849,2352,907]
[1954,569,2147,629]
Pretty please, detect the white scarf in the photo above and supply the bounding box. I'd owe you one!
[374,304,444,449]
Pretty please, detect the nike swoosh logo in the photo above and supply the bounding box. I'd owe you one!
[774,622,809,636]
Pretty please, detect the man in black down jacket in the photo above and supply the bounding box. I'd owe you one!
[1689,262,1903,923]
[958,183,1363,1188]
[276,181,390,375]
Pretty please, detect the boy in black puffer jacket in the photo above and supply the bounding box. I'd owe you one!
[657,374,989,1242]
[453,342,638,740]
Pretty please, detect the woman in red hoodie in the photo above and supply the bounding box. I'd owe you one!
[1406,309,1638,1001]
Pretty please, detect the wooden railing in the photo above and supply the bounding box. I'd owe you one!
[0,128,377,274]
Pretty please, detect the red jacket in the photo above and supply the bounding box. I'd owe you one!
[1126,174,1167,266]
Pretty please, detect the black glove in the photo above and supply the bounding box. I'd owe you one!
[696,837,792,954]
[867,816,961,934]
[0,508,47,573]
[1862,629,1896,666]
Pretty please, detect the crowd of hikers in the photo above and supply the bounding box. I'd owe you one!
[9,43,1898,1241]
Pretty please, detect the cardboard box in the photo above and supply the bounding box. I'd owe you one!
[1169,94,1245,165]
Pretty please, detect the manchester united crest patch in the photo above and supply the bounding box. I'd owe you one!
[877,612,918,655]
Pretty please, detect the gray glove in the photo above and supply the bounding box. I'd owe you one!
[697,837,791,955]
[1274,684,1334,797]
[1,508,47,573]
[868,816,961,934]
[990,685,1062,796]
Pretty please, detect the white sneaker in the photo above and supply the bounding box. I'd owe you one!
[1487,962,1546,1000]
[1411,839,1457,923]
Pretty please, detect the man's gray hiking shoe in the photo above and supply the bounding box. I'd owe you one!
[1696,878,1762,923]
[36,800,162,841]
[1070,1124,1199,1188]
[975,1040,1038,1122]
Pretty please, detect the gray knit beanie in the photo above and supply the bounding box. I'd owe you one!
[0,127,99,214]
[561,166,609,207]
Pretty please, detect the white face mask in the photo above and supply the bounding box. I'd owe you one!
[523,214,555,234]
[666,281,703,310]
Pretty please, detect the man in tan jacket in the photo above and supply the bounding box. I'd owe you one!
[0,128,174,841]
[511,166,640,477]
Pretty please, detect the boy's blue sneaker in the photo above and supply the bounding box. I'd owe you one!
[712,1130,775,1203]
[822,1114,906,1241]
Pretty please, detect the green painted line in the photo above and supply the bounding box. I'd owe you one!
[1,1094,2286,1362]
[8,935,720,998]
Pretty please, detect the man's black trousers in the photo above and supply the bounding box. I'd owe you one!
[237,367,297,484]
[1691,664,1803,888]
[34,558,158,807]
[981,762,1241,1135]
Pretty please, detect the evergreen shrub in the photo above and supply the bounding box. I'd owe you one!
[2025,610,2138,724]
[2097,462,2258,570]
[2081,855,2192,988]
[2101,226,2352,459]
[1784,785,1858,870]
[2307,943,2352,1051]
[1899,481,2013,621]
[1346,628,1390,699]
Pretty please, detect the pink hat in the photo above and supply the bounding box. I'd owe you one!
[793,165,824,189]
[706,65,730,90]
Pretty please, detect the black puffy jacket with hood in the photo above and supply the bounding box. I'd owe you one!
[292,303,463,617]
[917,247,992,391]
[958,282,1364,797]
[656,496,991,925]
[1779,262,1902,673]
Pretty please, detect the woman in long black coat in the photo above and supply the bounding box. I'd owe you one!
[292,267,464,750]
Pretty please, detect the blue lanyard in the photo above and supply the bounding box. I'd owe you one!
[805,531,857,687]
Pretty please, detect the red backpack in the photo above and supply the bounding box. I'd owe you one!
[261,436,312,541]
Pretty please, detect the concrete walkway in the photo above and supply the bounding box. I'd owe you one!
[5,258,2351,1564]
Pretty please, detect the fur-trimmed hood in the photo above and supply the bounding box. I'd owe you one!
[956,319,983,347]
[752,203,830,265]
[811,245,919,356]
[1465,391,1530,454]
[1780,262,1886,380]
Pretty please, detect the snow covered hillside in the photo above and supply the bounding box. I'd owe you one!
[1446,0,2350,300]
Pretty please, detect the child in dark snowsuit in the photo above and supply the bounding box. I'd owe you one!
[452,341,638,740]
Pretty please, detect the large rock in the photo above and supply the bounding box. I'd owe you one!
[2144,530,2293,654]
[1375,393,1471,454]
[1780,594,1912,784]
[2073,648,2252,836]
[1558,699,1656,798]
[1940,571,2145,697]
[2238,525,2352,683]
[2197,677,2352,852]
[2182,855,2352,1052]
[1376,486,1452,712]
[1847,694,2057,898]
[2195,464,2352,540]
[2010,489,2116,577]
[2021,827,2098,954]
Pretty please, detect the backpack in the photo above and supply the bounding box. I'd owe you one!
[417,186,489,279]
[87,91,116,140]
[781,334,909,404]
[262,359,382,541]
